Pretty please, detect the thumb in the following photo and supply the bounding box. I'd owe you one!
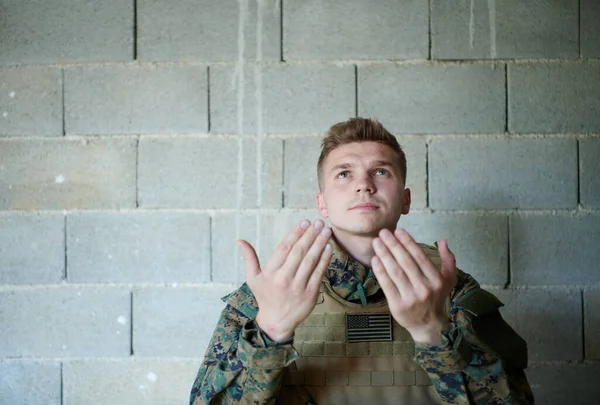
[237,240,260,280]
[437,239,457,281]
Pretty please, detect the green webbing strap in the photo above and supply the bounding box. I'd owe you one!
[356,268,375,305]
[356,283,367,305]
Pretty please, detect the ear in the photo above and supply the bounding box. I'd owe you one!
[316,193,329,218]
[401,188,411,215]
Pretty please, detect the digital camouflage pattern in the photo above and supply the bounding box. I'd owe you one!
[190,242,534,405]
[326,238,381,304]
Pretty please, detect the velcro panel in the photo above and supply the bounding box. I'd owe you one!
[393,341,415,356]
[415,369,432,386]
[300,313,326,327]
[294,326,345,341]
[392,325,413,341]
[283,370,421,387]
[306,385,440,405]
[394,371,416,386]
[346,342,370,356]
[348,371,371,386]
[297,342,324,356]
[296,356,418,372]
[325,313,346,326]
[370,342,394,356]
[324,342,346,356]
[371,371,394,386]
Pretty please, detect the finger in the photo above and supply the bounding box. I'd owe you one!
[294,225,332,287]
[372,237,414,299]
[377,229,429,293]
[393,228,440,282]
[371,255,402,303]
[437,239,457,283]
[238,240,260,280]
[306,242,333,291]
[265,219,311,272]
[281,220,325,277]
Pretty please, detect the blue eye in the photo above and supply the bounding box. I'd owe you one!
[337,171,349,179]
[375,168,388,175]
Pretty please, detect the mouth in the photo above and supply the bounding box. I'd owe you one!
[350,203,379,211]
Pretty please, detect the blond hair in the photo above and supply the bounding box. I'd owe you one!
[317,118,407,189]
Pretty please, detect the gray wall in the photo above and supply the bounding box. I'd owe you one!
[1,0,599,404]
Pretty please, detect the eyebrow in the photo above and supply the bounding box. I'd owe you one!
[329,160,396,173]
[329,163,353,173]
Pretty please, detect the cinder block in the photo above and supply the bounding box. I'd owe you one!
[0,138,136,210]
[398,137,426,209]
[0,0,132,64]
[580,139,600,208]
[359,64,505,134]
[210,63,354,134]
[139,137,282,208]
[65,65,207,135]
[510,214,600,285]
[527,364,600,405]
[63,359,199,405]
[283,138,322,208]
[138,0,280,62]
[0,213,64,284]
[0,288,130,357]
[284,0,427,60]
[509,62,600,133]
[398,214,508,286]
[211,211,314,284]
[0,361,61,405]
[429,138,577,209]
[212,213,260,285]
[432,0,578,59]
[492,288,582,361]
[584,289,600,359]
[67,212,210,283]
[133,286,234,356]
[0,67,62,136]
[582,0,600,57]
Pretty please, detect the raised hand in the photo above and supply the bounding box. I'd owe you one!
[371,228,457,345]
[238,219,333,342]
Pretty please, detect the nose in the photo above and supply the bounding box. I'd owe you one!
[354,172,376,194]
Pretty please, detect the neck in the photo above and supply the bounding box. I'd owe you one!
[331,229,377,268]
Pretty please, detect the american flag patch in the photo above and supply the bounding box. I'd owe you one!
[345,313,392,342]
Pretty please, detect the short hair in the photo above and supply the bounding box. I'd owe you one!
[317,118,407,190]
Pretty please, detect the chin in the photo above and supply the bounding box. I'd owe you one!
[335,218,388,237]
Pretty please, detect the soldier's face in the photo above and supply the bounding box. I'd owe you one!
[316,142,411,237]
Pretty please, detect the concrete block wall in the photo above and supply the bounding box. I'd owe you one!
[0,1,598,404]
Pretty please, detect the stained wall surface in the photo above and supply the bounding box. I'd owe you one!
[1,1,599,404]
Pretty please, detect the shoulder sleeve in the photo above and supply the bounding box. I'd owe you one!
[415,270,534,404]
[454,287,528,370]
[190,285,298,405]
[221,283,259,319]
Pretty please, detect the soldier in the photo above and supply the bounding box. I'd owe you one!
[190,118,534,404]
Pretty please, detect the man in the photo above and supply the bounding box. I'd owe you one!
[190,118,534,404]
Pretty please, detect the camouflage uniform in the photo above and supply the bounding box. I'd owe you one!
[190,241,534,405]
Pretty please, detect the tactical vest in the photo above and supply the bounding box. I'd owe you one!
[278,282,443,405]
[276,243,446,405]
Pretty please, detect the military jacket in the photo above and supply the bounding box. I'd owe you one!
[190,241,534,405]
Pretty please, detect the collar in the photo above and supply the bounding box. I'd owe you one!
[326,237,381,304]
